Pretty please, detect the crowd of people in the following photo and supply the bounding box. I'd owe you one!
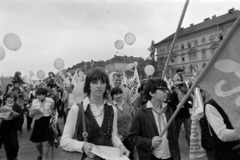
[0,67,239,160]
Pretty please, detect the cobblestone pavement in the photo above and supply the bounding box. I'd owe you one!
[0,116,207,160]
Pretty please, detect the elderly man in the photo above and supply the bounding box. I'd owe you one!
[112,73,131,105]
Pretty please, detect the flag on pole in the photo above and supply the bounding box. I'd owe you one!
[129,67,140,103]
[189,87,206,159]
[196,16,240,135]
[164,76,171,90]
[71,69,79,86]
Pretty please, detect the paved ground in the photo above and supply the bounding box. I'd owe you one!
[0,116,207,160]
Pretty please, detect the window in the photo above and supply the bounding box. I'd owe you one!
[194,40,198,46]
[188,42,191,48]
[211,44,219,55]
[181,44,184,49]
[175,45,178,50]
[201,37,206,44]
[188,49,197,61]
[202,49,207,59]
[182,53,185,62]
[209,35,215,42]
[189,64,193,73]
[219,33,223,41]
[202,63,206,68]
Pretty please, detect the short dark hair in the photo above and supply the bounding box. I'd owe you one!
[5,92,18,101]
[176,66,184,73]
[48,72,55,77]
[144,78,167,101]
[113,72,122,78]
[84,68,111,99]
[110,87,123,99]
[36,88,48,96]
[47,82,56,89]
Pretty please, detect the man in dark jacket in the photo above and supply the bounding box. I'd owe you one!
[128,78,180,160]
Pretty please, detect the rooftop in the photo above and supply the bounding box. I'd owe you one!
[154,8,240,46]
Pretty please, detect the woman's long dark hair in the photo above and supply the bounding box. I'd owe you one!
[84,68,111,99]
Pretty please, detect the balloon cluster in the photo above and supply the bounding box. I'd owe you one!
[0,33,22,61]
[114,32,136,50]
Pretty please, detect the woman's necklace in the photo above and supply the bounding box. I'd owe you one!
[93,109,104,117]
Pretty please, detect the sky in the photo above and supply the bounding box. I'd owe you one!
[0,0,239,79]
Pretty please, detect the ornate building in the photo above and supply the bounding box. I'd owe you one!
[154,8,240,79]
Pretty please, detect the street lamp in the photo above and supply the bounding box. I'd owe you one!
[116,51,125,72]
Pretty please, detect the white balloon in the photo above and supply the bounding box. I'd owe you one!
[144,65,155,75]
[133,61,138,67]
[3,33,22,51]
[0,46,6,61]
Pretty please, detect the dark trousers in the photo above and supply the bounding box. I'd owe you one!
[151,155,173,160]
[1,121,19,160]
[123,137,134,160]
[175,116,191,146]
[18,115,24,132]
[26,115,33,129]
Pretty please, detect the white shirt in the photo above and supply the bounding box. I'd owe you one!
[67,93,75,109]
[205,104,240,142]
[31,97,54,117]
[60,97,122,153]
[146,101,171,159]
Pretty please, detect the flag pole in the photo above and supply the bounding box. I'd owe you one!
[159,15,240,137]
[161,0,190,79]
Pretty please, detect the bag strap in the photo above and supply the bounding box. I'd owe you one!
[73,103,88,142]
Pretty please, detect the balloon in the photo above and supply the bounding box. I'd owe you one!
[144,65,155,75]
[114,40,124,50]
[37,70,45,79]
[0,46,6,61]
[124,32,136,45]
[133,61,138,67]
[127,63,134,70]
[54,58,65,70]
[29,71,35,77]
[73,82,85,103]
[3,33,22,51]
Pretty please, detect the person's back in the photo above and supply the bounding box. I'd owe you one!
[205,99,240,160]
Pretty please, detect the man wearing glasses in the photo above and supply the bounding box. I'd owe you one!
[128,78,180,160]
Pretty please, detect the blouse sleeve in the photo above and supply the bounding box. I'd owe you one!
[205,104,240,142]
[60,104,85,152]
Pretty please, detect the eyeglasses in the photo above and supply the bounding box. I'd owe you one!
[156,87,168,93]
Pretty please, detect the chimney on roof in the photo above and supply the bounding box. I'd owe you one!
[212,15,216,19]
[228,8,235,14]
[190,23,194,27]
[204,17,210,21]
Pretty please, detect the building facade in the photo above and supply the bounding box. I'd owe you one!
[154,8,240,79]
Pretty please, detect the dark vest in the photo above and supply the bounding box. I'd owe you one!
[205,99,240,159]
[76,103,114,146]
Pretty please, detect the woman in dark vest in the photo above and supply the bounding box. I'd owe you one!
[61,68,129,159]
[202,90,240,160]
[0,92,22,160]
[111,87,134,159]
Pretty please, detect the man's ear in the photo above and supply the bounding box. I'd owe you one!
[149,91,154,97]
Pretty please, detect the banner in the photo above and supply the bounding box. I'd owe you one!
[189,117,206,159]
[197,16,240,134]
[71,69,79,86]
[189,87,206,159]
[129,67,140,103]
